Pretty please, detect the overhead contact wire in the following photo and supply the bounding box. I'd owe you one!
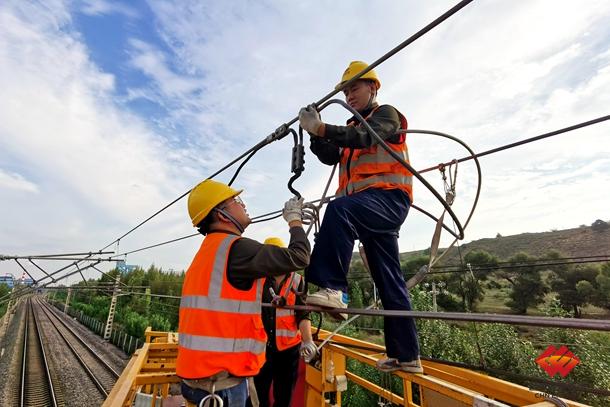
[418,114,610,174]
[95,0,476,252]
[35,0,475,289]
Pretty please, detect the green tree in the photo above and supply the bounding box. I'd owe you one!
[537,300,610,406]
[445,250,499,311]
[348,280,364,327]
[464,249,499,280]
[499,252,547,314]
[591,219,609,232]
[592,262,610,310]
[401,254,430,278]
[549,264,598,317]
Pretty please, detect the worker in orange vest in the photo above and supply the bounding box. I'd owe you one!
[298,61,422,373]
[248,237,317,407]
[177,179,311,406]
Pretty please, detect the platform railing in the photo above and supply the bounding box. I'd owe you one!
[103,328,590,407]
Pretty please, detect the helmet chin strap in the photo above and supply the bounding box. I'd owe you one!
[214,208,245,234]
[364,84,377,111]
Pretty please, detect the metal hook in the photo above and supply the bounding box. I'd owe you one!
[198,383,223,407]
[287,128,305,198]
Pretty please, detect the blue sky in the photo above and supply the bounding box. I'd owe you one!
[1,0,609,284]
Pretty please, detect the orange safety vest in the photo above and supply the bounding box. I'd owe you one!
[176,233,266,379]
[337,105,413,201]
[275,273,302,351]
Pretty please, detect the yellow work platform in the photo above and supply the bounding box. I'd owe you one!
[103,328,589,407]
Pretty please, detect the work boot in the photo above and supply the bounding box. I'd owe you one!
[307,288,348,321]
[376,357,424,374]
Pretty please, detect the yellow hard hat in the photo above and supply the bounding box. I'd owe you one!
[335,61,381,91]
[188,179,242,226]
[264,237,286,247]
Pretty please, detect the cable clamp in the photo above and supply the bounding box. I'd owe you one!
[266,123,289,143]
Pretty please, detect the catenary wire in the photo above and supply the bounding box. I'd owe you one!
[92,0,475,253]
[418,114,610,174]
[34,113,607,287]
[22,2,610,309]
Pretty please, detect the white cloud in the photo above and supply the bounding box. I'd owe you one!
[2,0,610,283]
[0,1,192,279]
[0,169,38,193]
[79,0,137,19]
[127,38,201,98]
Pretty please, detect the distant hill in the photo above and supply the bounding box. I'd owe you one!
[399,221,610,263]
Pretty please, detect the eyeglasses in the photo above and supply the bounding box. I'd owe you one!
[219,196,244,210]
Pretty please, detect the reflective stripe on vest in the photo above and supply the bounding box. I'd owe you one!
[337,106,412,200]
[275,329,299,338]
[276,309,293,317]
[180,295,261,314]
[180,333,267,354]
[275,273,302,351]
[177,233,267,379]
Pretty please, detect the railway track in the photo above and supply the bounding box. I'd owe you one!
[18,298,62,407]
[36,299,120,399]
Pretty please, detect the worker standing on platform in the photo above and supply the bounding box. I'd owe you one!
[297,61,422,373]
[247,237,317,407]
[177,179,310,406]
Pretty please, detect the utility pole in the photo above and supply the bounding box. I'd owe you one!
[64,288,71,313]
[145,287,151,313]
[103,276,121,341]
[424,281,446,312]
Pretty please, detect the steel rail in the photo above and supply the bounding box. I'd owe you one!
[19,302,29,406]
[20,299,59,407]
[39,300,120,378]
[37,299,119,398]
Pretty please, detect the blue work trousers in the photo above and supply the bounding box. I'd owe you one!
[181,379,248,406]
[306,188,420,361]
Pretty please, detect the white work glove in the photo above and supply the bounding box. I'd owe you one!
[298,105,323,136]
[300,340,318,363]
[282,197,304,224]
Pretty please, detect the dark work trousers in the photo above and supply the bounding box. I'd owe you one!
[181,379,248,406]
[248,344,300,407]
[306,187,420,362]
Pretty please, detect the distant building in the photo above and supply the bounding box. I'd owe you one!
[0,274,15,289]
